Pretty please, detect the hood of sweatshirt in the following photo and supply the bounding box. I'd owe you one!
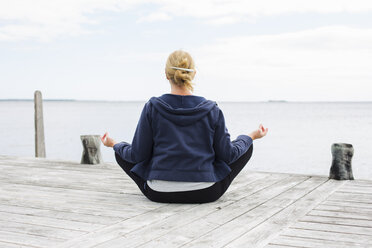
[149,94,217,126]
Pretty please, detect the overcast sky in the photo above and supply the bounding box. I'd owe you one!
[1,0,372,101]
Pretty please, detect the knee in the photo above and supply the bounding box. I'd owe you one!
[248,143,253,157]
[242,144,253,162]
[115,152,128,166]
[114,153,135,172]
[114,152,121,162]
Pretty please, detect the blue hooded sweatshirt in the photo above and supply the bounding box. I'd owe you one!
[113,93,253,182]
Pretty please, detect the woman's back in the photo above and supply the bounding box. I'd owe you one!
[114,93,253,183]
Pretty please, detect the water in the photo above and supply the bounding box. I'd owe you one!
[1,100,371,179]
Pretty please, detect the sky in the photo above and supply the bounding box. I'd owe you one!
[0,0,372,101]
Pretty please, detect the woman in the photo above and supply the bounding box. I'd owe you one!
[101,50,268,203]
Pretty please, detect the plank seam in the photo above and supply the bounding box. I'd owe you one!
[307,212,372,221]
[288,226,372,237]
[280,233,370,246]
[0,240,42,248]
[297,219,372,229]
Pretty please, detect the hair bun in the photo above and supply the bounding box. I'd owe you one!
[165,50,196,92]
[174,69,192,86]
[178,57,189,69]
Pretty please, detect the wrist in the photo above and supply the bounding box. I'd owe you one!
[248,133,257,140]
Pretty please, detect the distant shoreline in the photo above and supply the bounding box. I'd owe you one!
[0,99,371,103]
[0,99,76,102]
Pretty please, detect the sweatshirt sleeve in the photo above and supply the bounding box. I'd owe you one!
[113,101,153,164]
[213,108,253,165]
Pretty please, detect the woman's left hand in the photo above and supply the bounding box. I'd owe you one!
[101,132,117,147]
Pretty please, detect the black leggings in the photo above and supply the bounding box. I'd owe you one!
[115,144,253,204]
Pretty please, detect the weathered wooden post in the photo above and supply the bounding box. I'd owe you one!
[80,135,103,164]
[329,143,354,180]
[34,90,46,157]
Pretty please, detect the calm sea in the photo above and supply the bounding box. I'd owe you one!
[1,100,371,179]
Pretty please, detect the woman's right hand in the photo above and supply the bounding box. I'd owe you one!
[249,124,268,140]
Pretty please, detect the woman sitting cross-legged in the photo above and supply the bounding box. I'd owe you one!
[101,50,268,203]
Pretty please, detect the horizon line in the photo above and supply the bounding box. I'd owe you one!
[0,98,371,103]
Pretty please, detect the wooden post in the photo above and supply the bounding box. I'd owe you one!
[80,135,103,164]
[34,90,46,158]
[329,143,354,180]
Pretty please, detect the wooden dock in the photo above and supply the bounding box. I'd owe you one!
[0,155,371,248]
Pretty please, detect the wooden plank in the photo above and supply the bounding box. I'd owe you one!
[0,212,106,232]
[280,228,372,246]
[0,158,117,172]
[88,174,284,248]
[0,194,157,220]
[308,210,372,221]
[328,192,372,204]
[299,215,372,228]
[323,200,372,210]
[333,191,372,200]
[127,175,307,248]
[251,176,329,208]
[310,209,372,221]
[58,174,287,248]
[0,181,156,209]
[270,235,368,248]
[0,163,122,178]
[0,230,64,248]
[290,221,372,236]
[0,179,139,195]
[0,165,265,199]
[0,204,120,225]
[0,241,36,248]
[0,168,266,201]
[264,245,298,248]
[346,180,372,187]
[338,186,372,194]
[224,178,343,248]
[0,170,122,184]
[0,219,86,240]
[218,173,289,205]
[0,167,266,198]
[0,187,153,213]
[56,203,200,248]
[95,202,235,248]
[224,171,268,193]
[315,203,372,215]
[0,175,138,195]
[0,174,143,199]
[0,162,122,177]
[1,165,132,184]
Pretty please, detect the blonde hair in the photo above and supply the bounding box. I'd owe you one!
[165,50,196,92]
